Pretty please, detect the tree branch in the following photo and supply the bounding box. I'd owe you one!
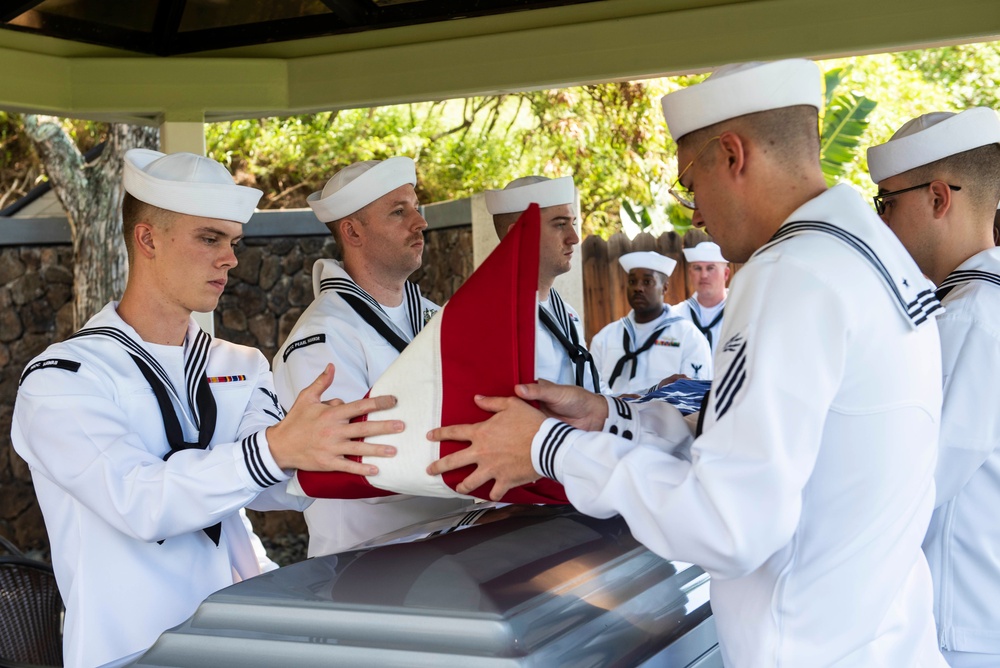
[23,115,85,231]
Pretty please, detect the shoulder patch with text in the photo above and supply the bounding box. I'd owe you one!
[19,358,82,386]
[282,333,327,362]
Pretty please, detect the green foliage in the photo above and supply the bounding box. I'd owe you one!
[516,83,673,237]
[207,82,673,238]
[0,113,106,210]
[895,43,1000,109]
[622,200,654,231]
[820,67,878,186]
[665,203,694,236]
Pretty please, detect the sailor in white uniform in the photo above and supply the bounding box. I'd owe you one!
[273,157,466,558]
[485,176,600,392]
[590,251,712,394]
[869,107,1000,668]
[672,241,730,356]
[11,151,401,668]
[428,60,947,668]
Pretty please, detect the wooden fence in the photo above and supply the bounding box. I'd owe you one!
[582,228,736,343]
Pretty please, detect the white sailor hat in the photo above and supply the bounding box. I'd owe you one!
[867,108,1000,184]
[123,149,262,223]
[661,59,822,141]
[619,251,676,277]
[307,157,417,223]
[682,241,728,263]
[484,175,576,215]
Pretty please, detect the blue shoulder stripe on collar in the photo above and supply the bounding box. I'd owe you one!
[762,221,943,327]
[937,269,1000,293]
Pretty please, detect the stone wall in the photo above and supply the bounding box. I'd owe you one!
[0,246,75,559]
[0,226,474,562]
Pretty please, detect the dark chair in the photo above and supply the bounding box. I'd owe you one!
[0,535,62,667]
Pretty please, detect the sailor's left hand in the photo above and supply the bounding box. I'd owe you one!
[426,394,545,501]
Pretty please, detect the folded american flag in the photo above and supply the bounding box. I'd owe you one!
[629,378,711,415]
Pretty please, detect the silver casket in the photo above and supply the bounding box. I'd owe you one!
[134,505,720,667]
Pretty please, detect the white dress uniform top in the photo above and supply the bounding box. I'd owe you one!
[273,262,466,558]
[529,183,947,666]
[536,289,599,392]
[13,304,310,668]
[672,295,725,357]
[673,242,729,356]
[590,307,712,394]
[868,107,1000,667]
[923,248,1000,660]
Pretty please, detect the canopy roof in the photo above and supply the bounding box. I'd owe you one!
[1,0,998,124]
[0,0,605,56]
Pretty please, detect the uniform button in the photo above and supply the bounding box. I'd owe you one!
[622,430,633,440]
[609,425,619,435]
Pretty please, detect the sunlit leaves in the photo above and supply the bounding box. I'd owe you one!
[820,67,877,187]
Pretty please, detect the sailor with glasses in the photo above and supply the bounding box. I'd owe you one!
[869,107,1000,668]
[427,59,947,668]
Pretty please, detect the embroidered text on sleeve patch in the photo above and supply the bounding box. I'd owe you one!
[19,358,82,386]
[282,333,327,362]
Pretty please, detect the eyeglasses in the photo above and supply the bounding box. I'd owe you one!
[873,182,961,215]
[668,135,720,210]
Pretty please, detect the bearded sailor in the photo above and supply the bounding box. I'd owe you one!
[11,150,401,668]
[273,157,466,558]
[869,107,1000,668]
[485,176,600,392]
[428,59,947,668]
[590,251,712,394]
[672,241,730,356]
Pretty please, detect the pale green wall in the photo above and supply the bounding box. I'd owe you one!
[1,0,998,124]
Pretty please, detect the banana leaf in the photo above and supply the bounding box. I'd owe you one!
[823,68,845,111]
[820,86,877,186]
[623,200,654,230]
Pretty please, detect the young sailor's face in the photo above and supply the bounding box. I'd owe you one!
[157,214,242,314]
[876,173,935,277]
[359,184,427,276]
[538,204,579,280]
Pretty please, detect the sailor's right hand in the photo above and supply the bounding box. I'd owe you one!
[514,379,608,432]
[266,364,402,474]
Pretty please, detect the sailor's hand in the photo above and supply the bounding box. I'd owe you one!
[267,364,401,474]
[515,379,608,431]
[426,395,544,501]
